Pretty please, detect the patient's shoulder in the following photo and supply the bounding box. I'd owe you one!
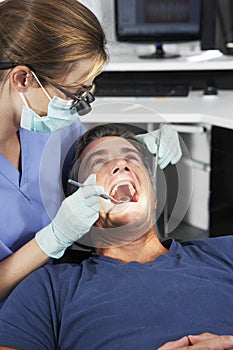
[180,236,233,264]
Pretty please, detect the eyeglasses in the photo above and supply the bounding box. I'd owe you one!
[0,62,15,70]
[0,62,96,116]
[50,82,95,116]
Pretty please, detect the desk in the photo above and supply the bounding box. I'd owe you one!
[81,91,233,130]
[82,51,233,128]
[104,52,233,72]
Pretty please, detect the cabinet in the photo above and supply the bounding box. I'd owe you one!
[210,126,233,236]
[155,123,211,240]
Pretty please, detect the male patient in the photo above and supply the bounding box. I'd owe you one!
[0,124,232,350]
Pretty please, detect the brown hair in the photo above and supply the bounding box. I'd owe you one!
[0,0,107,85]
[73,124,146,161]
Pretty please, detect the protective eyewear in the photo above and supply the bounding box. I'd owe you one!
[50,82,95,116]
[0,62,15,70]
[0,62,95,116]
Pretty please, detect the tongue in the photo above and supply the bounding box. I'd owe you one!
[113,184,132,202]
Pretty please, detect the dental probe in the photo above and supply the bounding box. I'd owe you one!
[68,179,130,203]
[152,123,163,186]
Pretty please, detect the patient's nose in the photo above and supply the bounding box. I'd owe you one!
[111,159,130,175]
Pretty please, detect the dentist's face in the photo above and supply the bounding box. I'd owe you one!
[78,136,156,229]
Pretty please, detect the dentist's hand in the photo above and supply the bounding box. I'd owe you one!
[35,174,104,258]
[136,124,182,169]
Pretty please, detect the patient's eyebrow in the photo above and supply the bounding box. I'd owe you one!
[84,149,108,165]
[120,147,141,156]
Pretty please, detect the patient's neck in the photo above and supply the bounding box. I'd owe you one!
[95,228,168,264]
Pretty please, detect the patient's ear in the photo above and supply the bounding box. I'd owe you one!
[153,192,157,209]
[10,65,35,92]
[150,179,157,208]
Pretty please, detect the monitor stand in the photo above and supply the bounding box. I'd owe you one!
[139,42,180,59]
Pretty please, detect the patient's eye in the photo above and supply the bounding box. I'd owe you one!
[125,153,142,164]
[89,158,106,172]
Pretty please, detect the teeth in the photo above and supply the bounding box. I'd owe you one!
[111,181,136,196]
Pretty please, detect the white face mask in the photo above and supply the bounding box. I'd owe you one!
[19,72,78,133]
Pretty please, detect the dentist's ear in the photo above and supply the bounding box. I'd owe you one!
[10,65,34,92]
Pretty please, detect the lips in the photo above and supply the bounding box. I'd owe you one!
[110,181,138,202]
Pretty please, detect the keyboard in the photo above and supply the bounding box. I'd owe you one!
[95,84,189,97]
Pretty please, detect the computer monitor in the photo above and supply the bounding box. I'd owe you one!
[115,0,202,59]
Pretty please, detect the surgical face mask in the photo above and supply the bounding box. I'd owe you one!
[19,72,79,133]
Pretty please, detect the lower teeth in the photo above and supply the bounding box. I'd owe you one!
[118,196,130,202]
[113,184,133,202]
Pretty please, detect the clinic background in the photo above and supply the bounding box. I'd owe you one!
[2,0,232,241]
[79,0,202,58]
[76,0,233,243]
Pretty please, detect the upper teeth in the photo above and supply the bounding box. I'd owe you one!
[111,181,136,196]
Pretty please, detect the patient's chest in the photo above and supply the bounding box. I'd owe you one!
[58,248,233,350]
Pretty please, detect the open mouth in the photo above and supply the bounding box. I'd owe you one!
[110,181,138,202]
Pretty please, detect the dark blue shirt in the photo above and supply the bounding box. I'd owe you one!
[0,237,232,349]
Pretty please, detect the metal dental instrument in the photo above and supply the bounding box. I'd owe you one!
[68,179,130,203]
[152,123,163,187]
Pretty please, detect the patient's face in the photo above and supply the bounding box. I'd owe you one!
[78,136,156,229]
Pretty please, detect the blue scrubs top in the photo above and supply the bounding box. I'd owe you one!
[0,120,86,261]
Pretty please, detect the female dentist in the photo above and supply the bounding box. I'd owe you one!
[0,0,181,306]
